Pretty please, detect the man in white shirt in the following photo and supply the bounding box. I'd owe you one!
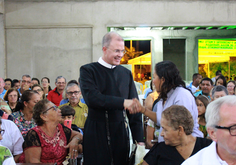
[0,119,24,162]
[182,95,236,165]
[186,73,202,94]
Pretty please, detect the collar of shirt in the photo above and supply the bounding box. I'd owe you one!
[68,101,82,108]
[0,89,6,95]
[98,57,116,69]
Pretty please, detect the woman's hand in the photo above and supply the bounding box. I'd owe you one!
[126,98,144,114]
[65,131,83,159]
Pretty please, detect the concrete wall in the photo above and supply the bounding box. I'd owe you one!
[3,0,236,82]
[0,0,4,78]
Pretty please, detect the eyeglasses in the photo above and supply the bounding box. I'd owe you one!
[43,105,58,114]
[33,89,43,92]
[107,48,126,54]
[0,129,5,136]
[67,91,81,96]
[57,82,66,85]
[215,124,236,136]
[22,80,31,84]
[227,86,235,88]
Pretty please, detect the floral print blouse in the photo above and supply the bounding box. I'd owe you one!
[12,110,37,138]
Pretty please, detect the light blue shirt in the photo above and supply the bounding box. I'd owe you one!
[194,90,211,100]
[59,98,85,105]
[144,88,152,99]
[18,88,31,96]
[154,87,203,142]
[0,89,7,99]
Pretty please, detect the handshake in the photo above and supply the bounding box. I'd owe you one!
[124,98,145,114]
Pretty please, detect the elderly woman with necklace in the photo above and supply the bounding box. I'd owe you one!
[142,105,212,165]
[19,99,82,165]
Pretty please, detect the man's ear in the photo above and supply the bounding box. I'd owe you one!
[207,127,217,142]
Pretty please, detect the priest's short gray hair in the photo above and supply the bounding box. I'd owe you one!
[102,31,124,48]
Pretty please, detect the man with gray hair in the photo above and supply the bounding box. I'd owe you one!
[80,31,144,165]
[212,85,228,101]
[182,95,236,165]
[59,83,88,128]
[47,76,66,106]
[18,74,31,95]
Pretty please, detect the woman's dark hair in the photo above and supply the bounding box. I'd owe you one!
[31,84,46,99]
[12,79,20,86]
[33,99,50,126]
[150,81,153,91]
[32,78,40,85]
[162,105,194,135]
[196,95,209,110]
[227,80,236,86]
[3,88,20,102]
[4,78,13,87]
[14,90,39,112]
[41,77,52,91]
[155,61,186,102]
[215,75,227,87]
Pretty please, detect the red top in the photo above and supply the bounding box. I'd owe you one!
[19,124,70,165]
[47,87,63,106]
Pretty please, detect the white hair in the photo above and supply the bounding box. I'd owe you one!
[206,95,236,129]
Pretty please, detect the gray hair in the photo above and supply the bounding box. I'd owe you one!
[65,83,80,92]
[22,74,31,79]
[62,83,80,99]
[206,95,236,129]
[212,85,228,98]
[102,31,124,48]
[55,76,66,83]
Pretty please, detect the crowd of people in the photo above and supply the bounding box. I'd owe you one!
[0,31,236,165]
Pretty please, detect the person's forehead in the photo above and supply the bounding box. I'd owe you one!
[9,90,17,94]
[57,78,65,82]
[33,86,40,90]
[202,80,211,84]
[109,37,124,47]
[22,76,31,80]
[42,78,48,82]
[228,82,235,86]
[219,104,236,124]
[0,78,4,82]
[67,85,79,91]
[46,102,54,108]
[215,91,227,96]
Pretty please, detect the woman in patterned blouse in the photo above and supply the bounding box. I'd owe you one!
[12,90,41,137]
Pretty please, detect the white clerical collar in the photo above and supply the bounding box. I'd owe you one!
[98,57,116,69]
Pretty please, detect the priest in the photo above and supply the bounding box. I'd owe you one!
[80,31,144,165]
